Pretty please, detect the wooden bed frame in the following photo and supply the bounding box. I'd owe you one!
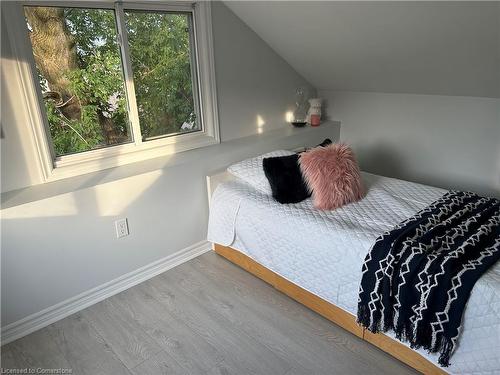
[213,243,447,375]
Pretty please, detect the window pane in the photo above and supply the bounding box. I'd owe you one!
[125,11,200,140]
[24,6,131,157]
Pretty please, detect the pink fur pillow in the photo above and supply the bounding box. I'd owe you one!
[299,143,364,210]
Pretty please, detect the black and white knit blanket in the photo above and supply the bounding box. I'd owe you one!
[357,191,500,367]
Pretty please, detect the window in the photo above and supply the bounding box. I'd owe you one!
[24,6,131,157]
[5,2,218,180]
[125,10,201,140]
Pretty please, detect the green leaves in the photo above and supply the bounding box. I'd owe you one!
[30,6,198,156]
[125,11,197,139]
[34,7,130,156]
[47,101,103,155]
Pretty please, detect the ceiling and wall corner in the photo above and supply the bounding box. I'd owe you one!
[225,1,500,98]
[211,2,315,142]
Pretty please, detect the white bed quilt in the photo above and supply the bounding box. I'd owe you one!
[207,173,500,374]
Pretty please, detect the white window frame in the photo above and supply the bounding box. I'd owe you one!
[4,0,219,181]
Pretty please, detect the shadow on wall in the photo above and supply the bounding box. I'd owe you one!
[354,142,404,180]
[322,97,332,123]
[355,142,500,198]
[0,157,209,327]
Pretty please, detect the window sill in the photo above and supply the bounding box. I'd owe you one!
[49,132,219,181]
[1,121,341,209]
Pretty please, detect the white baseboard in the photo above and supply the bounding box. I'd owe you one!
[1,240,212,346]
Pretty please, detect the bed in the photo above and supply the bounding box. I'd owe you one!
[207,170,500,375]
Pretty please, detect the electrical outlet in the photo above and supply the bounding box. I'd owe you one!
[115,218,129,238]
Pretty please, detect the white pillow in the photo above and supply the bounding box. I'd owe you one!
[227,150,295,194]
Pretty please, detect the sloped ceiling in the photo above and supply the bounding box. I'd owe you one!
[225,1,500,98]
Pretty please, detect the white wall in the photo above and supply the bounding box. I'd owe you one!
[0,2,326,328]
[213,2,313,141]
[321,91,500,197]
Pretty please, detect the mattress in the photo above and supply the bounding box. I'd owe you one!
[207,172,500,375]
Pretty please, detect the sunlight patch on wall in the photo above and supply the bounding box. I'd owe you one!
[256,115,265,134]
[1,58,45,191]
[1,193,79,219]
[94,169,163,216]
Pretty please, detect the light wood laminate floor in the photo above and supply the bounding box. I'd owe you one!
[1,251,418,375]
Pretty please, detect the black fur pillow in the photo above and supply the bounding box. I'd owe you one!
[263,154,311,204]
[297,138,333,154]
[317,138,333,148]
